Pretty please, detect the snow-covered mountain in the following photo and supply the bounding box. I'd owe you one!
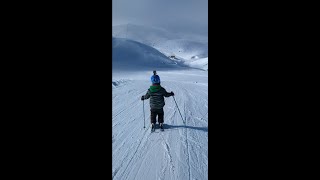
[156,39,208,60]
[112,37,179,71]
[182,57,208,71]
[113,24,208,70]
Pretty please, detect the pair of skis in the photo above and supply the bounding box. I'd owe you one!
[151,124,164,132]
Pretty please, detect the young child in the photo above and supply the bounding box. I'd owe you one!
[141,71,174,131]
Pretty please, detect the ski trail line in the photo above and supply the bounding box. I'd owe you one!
[184,102,191,180]
[161,133,175,179]
[113,126,150,179]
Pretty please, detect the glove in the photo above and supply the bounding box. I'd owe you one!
[141,96,145,100]
[171,91,174,96]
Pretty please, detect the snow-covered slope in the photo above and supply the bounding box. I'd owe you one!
[112,70,208,180]
[112,37,178,71]
[157,39,208,60]
[113,24,208,70]
[182,57,208,71]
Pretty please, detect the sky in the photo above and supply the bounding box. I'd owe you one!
[112,0,208,36]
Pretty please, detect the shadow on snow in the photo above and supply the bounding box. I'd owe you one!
[163,124,207,132]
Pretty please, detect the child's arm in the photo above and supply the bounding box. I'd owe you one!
[141,90,151,100]
[163,88,174,97]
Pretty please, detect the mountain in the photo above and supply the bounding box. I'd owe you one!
[112,37,178,71]
[112,24,208,70]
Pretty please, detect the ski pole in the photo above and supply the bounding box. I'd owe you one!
[143,99,145,128]
[173,96,185,125]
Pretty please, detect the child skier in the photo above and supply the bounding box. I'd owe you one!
[141,71,174,132]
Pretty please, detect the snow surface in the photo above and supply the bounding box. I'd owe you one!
[113,33,208,180]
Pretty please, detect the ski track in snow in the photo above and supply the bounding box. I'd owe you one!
[113,70,207,180]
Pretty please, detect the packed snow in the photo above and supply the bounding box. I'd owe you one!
[112,25,208,180]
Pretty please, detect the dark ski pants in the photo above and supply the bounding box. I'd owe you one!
[150,109,164,124]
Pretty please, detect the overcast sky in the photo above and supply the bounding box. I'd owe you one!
[112,0,208,36]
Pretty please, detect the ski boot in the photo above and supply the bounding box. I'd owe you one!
[151,123,155,132]
[160,123,164,131]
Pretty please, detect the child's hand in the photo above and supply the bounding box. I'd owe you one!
[141,96,145,100]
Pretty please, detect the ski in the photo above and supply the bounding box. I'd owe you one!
[160,123,164,131]
[150,123,164,132]
[151,123,155,132]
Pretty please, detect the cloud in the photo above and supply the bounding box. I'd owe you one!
[112,0,208,35]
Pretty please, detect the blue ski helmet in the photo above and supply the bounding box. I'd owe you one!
[151,75,160,84]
